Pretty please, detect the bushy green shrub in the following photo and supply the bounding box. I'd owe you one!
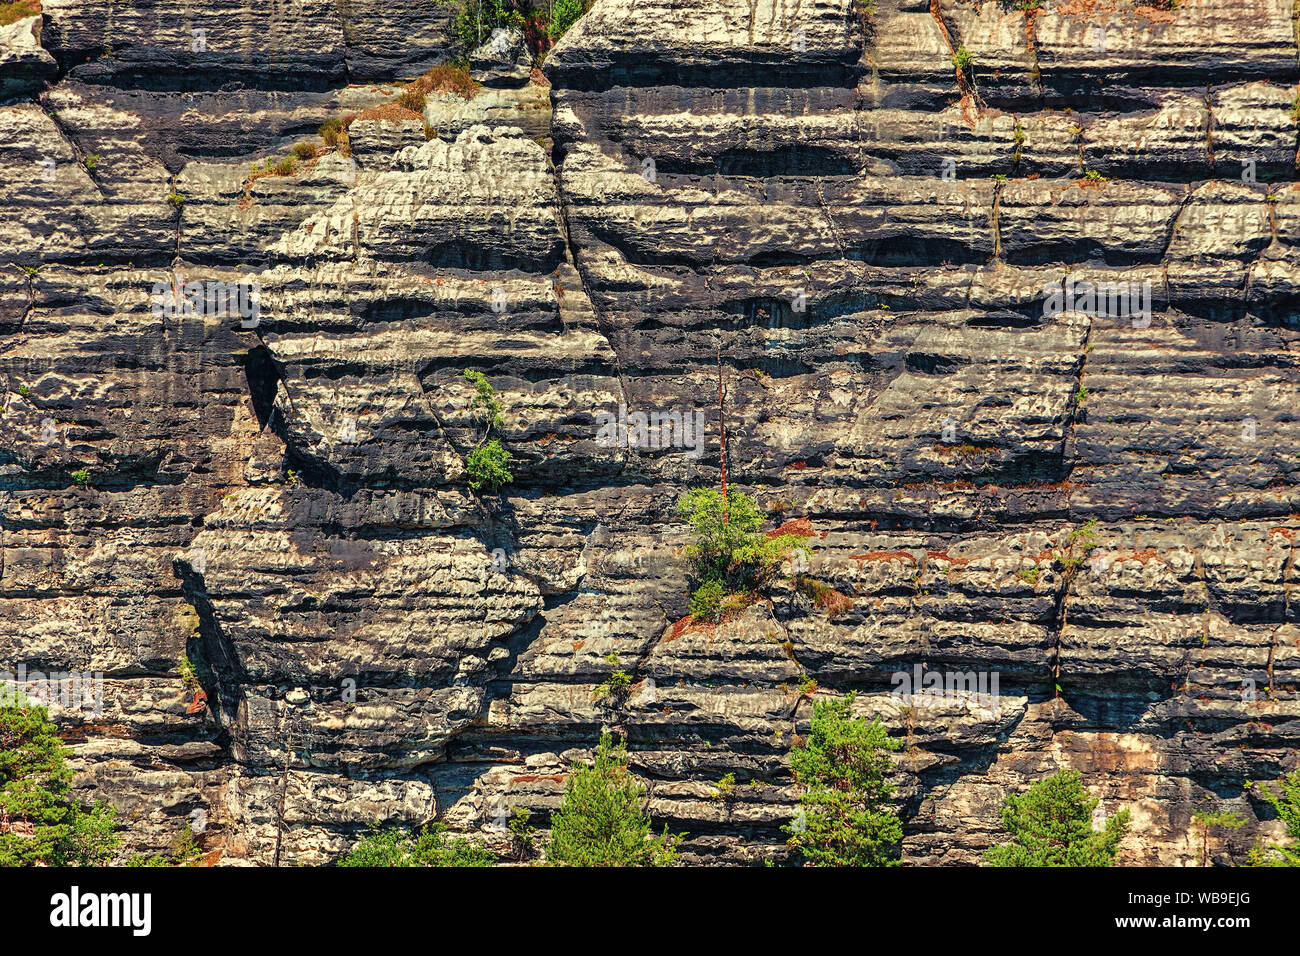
[444,0,524,51]
[784,693,903,866]
[466,439,513,492]
[508,807,535,861]
[593,654,633,702]
[984,769,1130,866]
[1250,769,1300,866]
[319,118,346,149]
[462,370,513,492]
[126,830,203,867]
[338,823,494,867]
[547,733,679,866]
[432,0,585,62]
[463,369,504,430]
[688,579,726,622]
[1190,809,1246,867]
[0,702,119,866]
[677,487,811,619]
[547,0,589,40]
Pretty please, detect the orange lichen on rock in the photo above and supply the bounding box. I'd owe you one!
[850,550,919,564]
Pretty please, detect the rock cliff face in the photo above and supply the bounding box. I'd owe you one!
[2,0,1298,866]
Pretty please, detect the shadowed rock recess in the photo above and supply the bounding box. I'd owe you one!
[1,0,1298,867]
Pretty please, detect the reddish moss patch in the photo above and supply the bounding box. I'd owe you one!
[1038,479,1082,491]
[664,615,696,643]
[509,773,566,785]
[1109,548,1160,565]
[927,549,971,567]
[1133,3,1178,25]
[664,594,756,641]
[664,615,718,643]
[850,550,919,564]
[768,516,815,539]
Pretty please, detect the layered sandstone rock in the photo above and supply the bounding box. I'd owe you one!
[1,0,1297,866]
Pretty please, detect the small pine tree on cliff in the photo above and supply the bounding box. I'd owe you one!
[548,0,590,40]
[983,769,1130,867]
[547,732,678,866]
[338,823,493,867]
[784,692,903,866]
[462,369,513,492]
[1249,769,1300,866]
[0,701,118,866]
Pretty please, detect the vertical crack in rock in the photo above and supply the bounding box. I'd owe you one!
[989,174,1004,261]
[1023,6,1044,103]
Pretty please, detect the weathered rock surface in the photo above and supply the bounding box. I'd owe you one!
[0,15,56,98]
[1,0,1298,866]
[470,27,532,88]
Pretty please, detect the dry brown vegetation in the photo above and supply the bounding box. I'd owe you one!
[318,117,352,156]
[400,64,479,112]
[351,104,424,125]
[796,575,855,617]
[0,0,40,27]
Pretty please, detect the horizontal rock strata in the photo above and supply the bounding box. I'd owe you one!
[1,0,1297,865]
